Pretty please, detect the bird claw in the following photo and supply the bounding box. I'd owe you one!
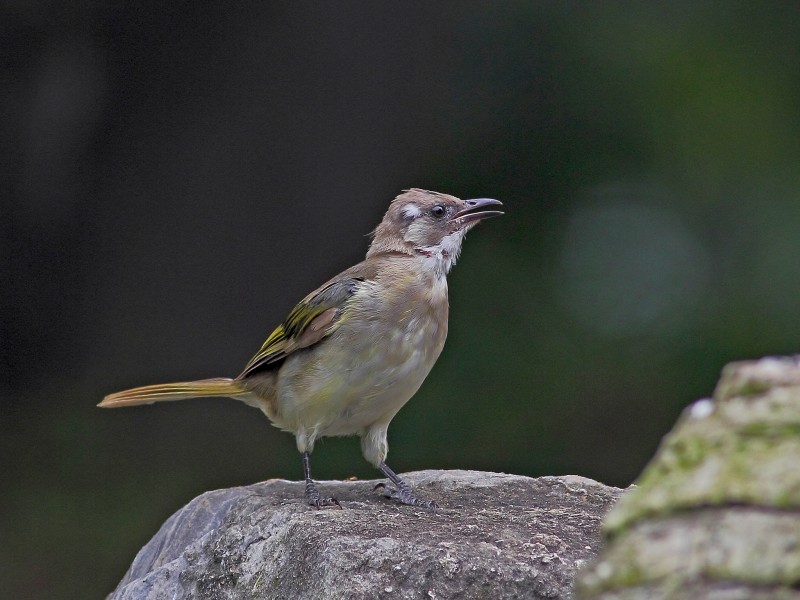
[374,482,438,509]
[312,496,342,509]
[305,480,342,509]
[306,493,342,509]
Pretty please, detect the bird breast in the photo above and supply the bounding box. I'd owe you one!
[272,266,449,437]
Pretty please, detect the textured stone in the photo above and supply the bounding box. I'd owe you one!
[107,470,622,600]
[577,356,800,599]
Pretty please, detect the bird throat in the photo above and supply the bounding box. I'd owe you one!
[414,230,465,278]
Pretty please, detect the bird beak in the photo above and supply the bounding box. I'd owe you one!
[450,198,504,227]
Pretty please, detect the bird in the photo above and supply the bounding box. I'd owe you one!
[99,188,503,508]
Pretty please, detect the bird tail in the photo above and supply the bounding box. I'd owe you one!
[98,378,248,408]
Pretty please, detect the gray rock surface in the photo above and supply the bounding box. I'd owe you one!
[107,470,623,600]
[576,356,800,599]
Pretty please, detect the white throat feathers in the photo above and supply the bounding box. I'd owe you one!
[415,229,467,278]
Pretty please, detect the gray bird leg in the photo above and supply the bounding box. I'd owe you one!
[375,462,438,508]
[302,451,341,508]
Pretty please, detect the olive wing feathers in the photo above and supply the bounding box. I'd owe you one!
[238,276,363,377]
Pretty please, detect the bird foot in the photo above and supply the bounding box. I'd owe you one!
[305,479,341,509]
[374,482,438,509]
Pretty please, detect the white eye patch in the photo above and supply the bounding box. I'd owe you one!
[401,203,422,220]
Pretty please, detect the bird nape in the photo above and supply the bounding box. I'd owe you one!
[100,188,503,508]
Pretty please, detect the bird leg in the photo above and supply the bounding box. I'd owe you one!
[302,451,341,508]
[375,462,438,508]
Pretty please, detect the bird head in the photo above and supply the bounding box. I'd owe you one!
[368,189,503,274]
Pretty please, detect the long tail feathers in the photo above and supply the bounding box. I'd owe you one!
[98,378,247,408]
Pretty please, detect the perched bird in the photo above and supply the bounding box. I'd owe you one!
[100,189,503,508]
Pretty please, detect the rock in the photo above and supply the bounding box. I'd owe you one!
[107,470,623,600]
[576,356,800,599]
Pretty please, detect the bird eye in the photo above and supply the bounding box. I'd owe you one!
[430,205,446,219]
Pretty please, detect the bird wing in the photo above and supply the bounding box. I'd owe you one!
[238,272,365,378]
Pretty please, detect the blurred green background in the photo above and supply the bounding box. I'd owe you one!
[4,2,800,598]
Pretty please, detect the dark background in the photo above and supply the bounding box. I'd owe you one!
[4,2,800,598]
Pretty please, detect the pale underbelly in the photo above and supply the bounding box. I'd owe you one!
[272,321,444,436]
